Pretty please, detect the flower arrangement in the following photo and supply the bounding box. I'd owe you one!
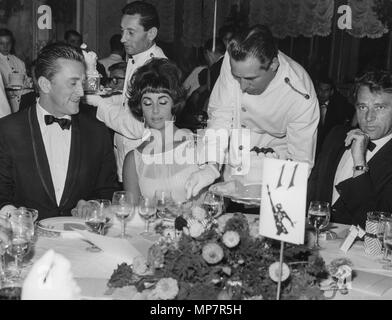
[107,211,329,300]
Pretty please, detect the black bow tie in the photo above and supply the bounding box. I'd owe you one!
[44,115,72,130]
[344,140,376,151]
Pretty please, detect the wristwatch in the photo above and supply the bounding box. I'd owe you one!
[353,165,369,172]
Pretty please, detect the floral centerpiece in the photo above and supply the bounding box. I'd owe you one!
[107,208,330,300]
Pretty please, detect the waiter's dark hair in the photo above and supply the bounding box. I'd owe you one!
[122,1,160,31]
[35,42,85,81]
[127,58,186,121]
[355,70,392,97]
[228,24,278,70]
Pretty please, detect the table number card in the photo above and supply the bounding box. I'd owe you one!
[259,158,309,245]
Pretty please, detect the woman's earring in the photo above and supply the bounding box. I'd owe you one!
[142,116,148,128]
[172,115,176,122]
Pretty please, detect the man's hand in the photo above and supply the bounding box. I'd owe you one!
[71,200,92,219]
[185,164,220,199]
[344,129,369,166]
[22,249,81,300]
[84,94,104,107]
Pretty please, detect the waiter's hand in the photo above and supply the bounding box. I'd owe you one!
[84,94,104,107]
[344,128,369,165]
[22,249,81,300]
[185,164,220,199]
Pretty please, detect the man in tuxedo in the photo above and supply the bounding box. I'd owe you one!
[309,70,392,228]
[315,76,355,156]
[0,43,119,220]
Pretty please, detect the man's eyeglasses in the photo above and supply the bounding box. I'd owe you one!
[108,77,125,85]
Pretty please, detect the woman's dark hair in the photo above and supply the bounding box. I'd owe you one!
[127,58,187,121]
[35,42,85,81]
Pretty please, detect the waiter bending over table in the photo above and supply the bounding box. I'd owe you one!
[185,25,320,198]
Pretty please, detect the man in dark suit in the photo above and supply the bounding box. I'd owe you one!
[309,70,392,228]
[0,43,119,220]
[315,76,355,157]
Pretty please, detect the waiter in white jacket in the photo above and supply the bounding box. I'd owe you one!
[85,1,166,182]
[185,25,320,198]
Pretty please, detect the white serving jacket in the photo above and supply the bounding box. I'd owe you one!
[96,44,166,181]
[202,51,319,180]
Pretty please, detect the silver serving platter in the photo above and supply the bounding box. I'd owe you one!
[209,181,261,206]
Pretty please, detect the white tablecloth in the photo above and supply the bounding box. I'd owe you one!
[29,217,392,299]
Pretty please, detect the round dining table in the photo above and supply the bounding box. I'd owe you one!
[24,214,392,300]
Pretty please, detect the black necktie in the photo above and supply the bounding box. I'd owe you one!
[44,115,72,130]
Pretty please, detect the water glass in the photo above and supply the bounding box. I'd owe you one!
[382,218,392,270]
[0,217,11,284]
[111,191,136,238]
[138,196,157,236]
[372,212,392,263]
[88,199,112,234]
[154,190,172,219]
[307,201,330,249]
[6,208,35,281]
[85,202,106,235]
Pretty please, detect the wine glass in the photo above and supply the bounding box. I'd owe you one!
[382,217,392,270]
[155,190,172,219]
[203,192,224,219]
[6,208,35,281]
[307,201,330,249]
[89,199,112,235]
[0,217,11,284]
[85,201,106,235]
[138,196,157,236]
[372,212,392,263]
[111,191,136,238]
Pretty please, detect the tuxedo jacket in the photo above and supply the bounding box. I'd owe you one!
[309,125,392,228]
[0,104,119,220]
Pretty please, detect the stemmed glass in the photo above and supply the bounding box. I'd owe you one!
[0,217,11,283]
[86,199,112,235]
[138,196,157,236]
[85,202,106,235]
[307,201,331,249]
[111,191,136,238]
[6,208,35,281]
[155,190,172,219]
[373,212,392,263]
[203,192,224,219]
[382,217,392,270]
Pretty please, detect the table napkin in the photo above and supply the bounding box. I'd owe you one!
[352,270,392,296]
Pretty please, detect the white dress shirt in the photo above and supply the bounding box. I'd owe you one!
[332,133,392,205]
[36,102,72,205]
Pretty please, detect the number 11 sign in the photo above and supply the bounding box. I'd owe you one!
[259,158,309,245]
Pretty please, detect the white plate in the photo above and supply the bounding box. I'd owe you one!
[37,216,87,233]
